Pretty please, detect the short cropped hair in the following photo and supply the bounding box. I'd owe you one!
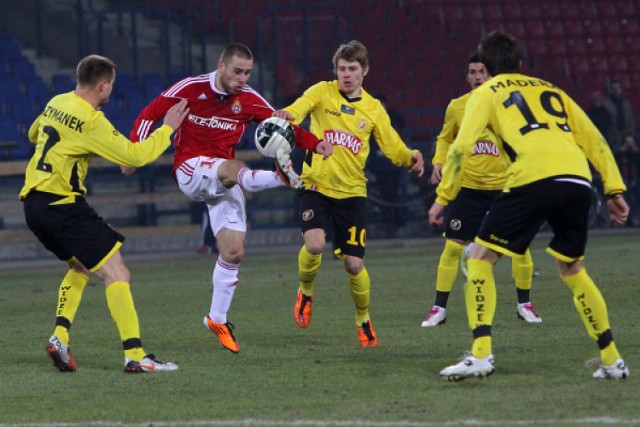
[220,43,253,63]
[332,40,369,71]
[478,31,522,76]
[76,55,115,88]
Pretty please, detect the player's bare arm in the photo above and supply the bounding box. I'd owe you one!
[272,110,295,121]
[315,140,333,159]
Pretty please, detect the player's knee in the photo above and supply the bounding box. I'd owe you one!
[222,247,245,264]
[344,257,363,275]
[305,241,325,255]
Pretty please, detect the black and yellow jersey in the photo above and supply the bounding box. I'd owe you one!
[284,80,417,199]
[433,92,508,197]
[20,91,173,200]
[437,73,625,204]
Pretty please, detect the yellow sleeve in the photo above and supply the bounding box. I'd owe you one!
[568,98,626,195]
[27,116,41,144]
[432,101,458,166]
[85,112,173,167]
[372,108,416,167]
[436,91,491,205]
[284,83,322,126]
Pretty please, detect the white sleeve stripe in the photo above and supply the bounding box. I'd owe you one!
[164,75,209,97]
[137,119,153,140]
[241,86,274,110]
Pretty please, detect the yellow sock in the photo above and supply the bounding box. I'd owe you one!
[562,269,620,365]
[465,259,496,358]
[299,245,321,296]
[53,269,89,345]
[348,268,370,325]
[105,281,145,361]
[512,249,533,291]
[436,240,464,293]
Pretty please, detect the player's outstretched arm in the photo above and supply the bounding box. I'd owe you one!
[607,194,629,226]
[272,110,295,121]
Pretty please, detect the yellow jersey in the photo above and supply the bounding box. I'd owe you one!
[437,73,625,204]
[284,81,417,199]
[433,92,508,197]
[20,91,173,200]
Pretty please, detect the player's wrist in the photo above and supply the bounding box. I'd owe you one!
[606,192,623,200]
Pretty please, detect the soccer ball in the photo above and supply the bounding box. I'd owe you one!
[255,117,296,158]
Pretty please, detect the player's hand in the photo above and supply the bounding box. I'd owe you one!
[428,202,446,226]
[607,194,629,226]
[272,110,295,121]
[431,163,443,185]
[120,166,136,176]
[409,151,425,177]
[315,139,333,159]
[164,98,189,130]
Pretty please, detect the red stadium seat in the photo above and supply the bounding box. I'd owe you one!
[622,35,640,53]
[566,37,587,55]
[518,2,542,19]
[603,35,624,54]
[502,3,522,20]
[584,37,605,54]
[564,20,584,36]
[547,40,568,56]
[581,19,602,36]
[619,18,639,36]
[558,2,579,17]
[576,1,599,18]
[483,5,503,21]
[502,22,526,39]
[524,21,545,38]
[608,56,628,74]
[616,0,636,16]
[543,19,565,38]
[566,56,589,76]
[587,56,609,75]
[626,55,640,72]
[600,18,621,36]
[596,2,617,17]
[525,38,547,58]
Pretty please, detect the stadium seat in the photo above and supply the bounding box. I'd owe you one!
[587,56,609,75]
[576,1,599,18]
[524,21,545,38]
[525,39,547,59]
[622,35,640,53]
[615,0,636,16]
[543,19,564,38]
[595,2,617,17]
[566,38,586,56]
[581,19,602,36]
[51,74,75,94]
[619,18,639,36]
[603,36,624,54]
[599,18,621,36]
[559,2,579,17]
[564,20,584,37]
[608,56,628,74]
[482,5,502,21]
[547,40,567,57]
[501,3,522,20]
[584,37,605,55]
[566,56,589,76]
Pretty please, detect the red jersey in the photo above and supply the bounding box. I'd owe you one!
[130,71,319,171]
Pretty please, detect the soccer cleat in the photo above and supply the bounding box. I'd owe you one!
[203,315,240,353]
[591,358,629,380]
[124,354,179,373]
[294,290,313,328]
[275,148,303,190]
[46,335,77,372]
[440,352,495,381]
[517,302,542,323]
[356,320,378,347]
[421,306,447,327]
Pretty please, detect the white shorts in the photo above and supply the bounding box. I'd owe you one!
[175,156,247,235]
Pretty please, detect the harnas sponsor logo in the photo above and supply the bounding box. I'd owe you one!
[323,129,363,154]
[188,114,238,131]
[472,140,499,157]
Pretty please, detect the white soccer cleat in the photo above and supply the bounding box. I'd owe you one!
[124,354,179,373]
[591,358,629,380]
[517,302,542,323]
[275,148,303,190]
[421,306,446,327]
[440,352,495,381]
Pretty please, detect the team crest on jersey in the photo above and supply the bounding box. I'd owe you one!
[231,99,242,114]
[357,119,366,129]
[450,219,462,231]
[472,140,499,157]
[302,209,314,221]
[323,129,363,154]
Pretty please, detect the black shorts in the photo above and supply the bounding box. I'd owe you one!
[476,179,591,260]
[299,190,366,258]
[23,191,125,271]
[444,187,501,241]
